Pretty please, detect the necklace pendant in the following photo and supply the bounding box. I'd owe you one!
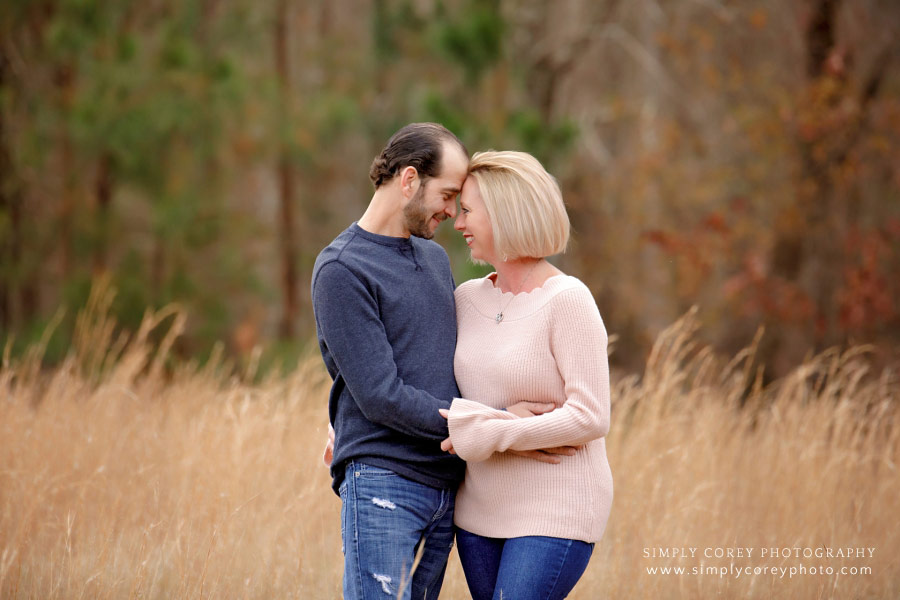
[495,312,504,324]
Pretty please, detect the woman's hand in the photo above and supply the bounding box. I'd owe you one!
[438,408,455,454]
[506,401,555,418]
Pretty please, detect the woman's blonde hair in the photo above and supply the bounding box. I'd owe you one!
[468,150,570,261]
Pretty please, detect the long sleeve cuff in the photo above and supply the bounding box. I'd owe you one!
[447,397,518,462]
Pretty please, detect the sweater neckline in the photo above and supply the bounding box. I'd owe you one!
[463,273,576,324]
[350,222,413,248]
[482,272,569,299]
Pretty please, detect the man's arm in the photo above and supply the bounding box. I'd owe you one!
[313,260,451,440]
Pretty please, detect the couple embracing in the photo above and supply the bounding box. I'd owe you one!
[311,123,613,600]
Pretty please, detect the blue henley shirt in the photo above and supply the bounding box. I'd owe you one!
[311,222,465,494]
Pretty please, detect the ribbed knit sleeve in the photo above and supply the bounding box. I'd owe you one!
[448,286,610,462]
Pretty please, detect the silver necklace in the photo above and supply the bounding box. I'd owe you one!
[495,261,541,324]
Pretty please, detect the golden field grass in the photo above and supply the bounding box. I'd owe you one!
[1,289,899,599]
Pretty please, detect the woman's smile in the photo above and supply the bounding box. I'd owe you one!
[455,177,494,262]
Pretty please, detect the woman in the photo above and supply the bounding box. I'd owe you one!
[438,151,613,600]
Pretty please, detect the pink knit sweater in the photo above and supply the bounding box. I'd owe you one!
[447,273,613,543]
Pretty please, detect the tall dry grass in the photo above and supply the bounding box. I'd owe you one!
[1,288,898,599]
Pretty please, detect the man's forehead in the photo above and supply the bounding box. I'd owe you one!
[438,142,469,180]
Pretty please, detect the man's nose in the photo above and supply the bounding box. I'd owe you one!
[445,202,457,219]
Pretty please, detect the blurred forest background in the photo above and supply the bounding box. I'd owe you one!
[2,0,899,377]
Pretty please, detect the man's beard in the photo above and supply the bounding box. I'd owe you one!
[403,183,442,239]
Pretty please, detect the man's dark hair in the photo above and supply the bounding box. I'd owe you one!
[369,123,468,189]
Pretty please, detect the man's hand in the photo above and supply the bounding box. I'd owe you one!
[438,408,455,455]
[508,447,577,464]
[323,423,335,467]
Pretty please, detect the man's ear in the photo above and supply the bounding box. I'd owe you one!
[399,166,419,199]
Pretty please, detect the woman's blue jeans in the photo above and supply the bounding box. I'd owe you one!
[339,461,456,599]
[456,527,594,600]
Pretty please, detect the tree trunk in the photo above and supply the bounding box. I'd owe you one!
[805,0,839,78]
[56,63,77,279]
[800,0,843,347]
[92,153,113,276]
[0,47,13,330]
[0,42,38,328]
[763,0,842,375]
[275,0,298,339]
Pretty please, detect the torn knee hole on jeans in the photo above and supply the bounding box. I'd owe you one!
[371,497,396,510]
[372,573,393,594]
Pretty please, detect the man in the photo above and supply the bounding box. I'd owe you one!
[311,123,469,599]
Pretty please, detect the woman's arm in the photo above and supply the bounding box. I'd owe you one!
[447,286,610,462]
